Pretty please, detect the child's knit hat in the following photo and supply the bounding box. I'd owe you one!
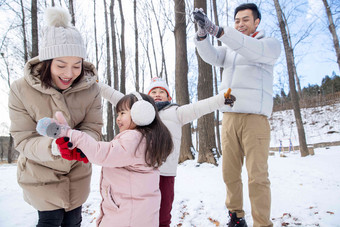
[39,7,86,61]
[147,77,172,100]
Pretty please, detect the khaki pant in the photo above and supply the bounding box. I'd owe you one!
[222,113,273,227]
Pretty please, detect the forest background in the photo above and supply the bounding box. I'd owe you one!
[0,0,340,163]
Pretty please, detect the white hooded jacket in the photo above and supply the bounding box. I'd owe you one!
[194,27,281,117]
[99,84,225,176]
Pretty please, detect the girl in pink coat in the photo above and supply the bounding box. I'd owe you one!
[37,92,173,227]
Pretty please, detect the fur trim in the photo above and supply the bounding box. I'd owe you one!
[51,139,61,156]
[45,7,71,27]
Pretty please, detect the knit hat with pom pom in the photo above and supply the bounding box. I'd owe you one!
[39,7,86,61]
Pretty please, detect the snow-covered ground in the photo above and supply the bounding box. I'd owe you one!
[1,147,339,227]
[270,103,340,147]
[0,103,339,226]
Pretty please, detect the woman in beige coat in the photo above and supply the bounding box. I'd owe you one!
[8,7,102,226]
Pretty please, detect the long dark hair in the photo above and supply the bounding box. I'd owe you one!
[38,59,85,89]
[116,93,173,167]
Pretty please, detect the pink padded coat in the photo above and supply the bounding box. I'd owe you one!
[69,129,160,227]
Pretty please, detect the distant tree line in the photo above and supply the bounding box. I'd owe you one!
[274,71,340,106]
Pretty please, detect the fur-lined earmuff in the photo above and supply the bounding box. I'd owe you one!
[130,92,156,126]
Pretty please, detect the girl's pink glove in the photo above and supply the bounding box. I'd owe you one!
[36,111,70,139]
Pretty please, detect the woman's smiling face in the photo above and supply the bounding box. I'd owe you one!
[50,56,82,90]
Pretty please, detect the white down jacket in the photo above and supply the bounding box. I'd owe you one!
[99,83,225,176]
[194,28,281,117]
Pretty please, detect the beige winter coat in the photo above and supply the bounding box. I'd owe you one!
[8,56,103,211]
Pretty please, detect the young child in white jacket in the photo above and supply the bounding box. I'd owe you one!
[99,77,235,227]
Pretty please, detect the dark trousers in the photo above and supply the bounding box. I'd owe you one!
[159,176,175,227]
[36,206,82,227]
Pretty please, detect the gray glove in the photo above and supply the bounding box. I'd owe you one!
[193,8,223,38]
[193,8,207,38]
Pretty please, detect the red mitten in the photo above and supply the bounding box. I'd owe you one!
[74,148,89,164]
[56,137,89,163]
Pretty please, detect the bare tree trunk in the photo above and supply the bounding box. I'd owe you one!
[104,0,114,141]
[274,0,309,157]
[68,0,75,26]
[134,0,139,91]
[93,0,99,69]
[212,67,221,158]
[7,135,13,163]
[118,0,126,94]
[140,34,153,79]
[31,0,38,58]
[174,0,194,163]
[282,12,302,97]
[212,0,221,157]
[212,0,221,47]
[322,0,340,72]
[0,139,3,161]
[0,50,14,162]
[20,0,28,62]
[194,0,218,165]
[150,2,168,82]
[147,10,159,78]
[110,0,119,134]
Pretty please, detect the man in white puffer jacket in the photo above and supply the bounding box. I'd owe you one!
[99,77,235,227]
[193,3,281,227]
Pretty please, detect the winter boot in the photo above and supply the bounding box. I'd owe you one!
[227,211,248,227]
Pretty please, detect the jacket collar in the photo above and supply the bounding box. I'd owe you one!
[251,30,265,39]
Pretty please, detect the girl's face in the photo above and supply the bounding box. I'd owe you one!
[116,109,136,132]
[50,56,83,90]
[149,87,170,102]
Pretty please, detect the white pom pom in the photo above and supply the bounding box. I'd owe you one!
[44,7,71,27]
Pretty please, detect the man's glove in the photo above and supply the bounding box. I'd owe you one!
[193,8,208,38]
[193,8,223,38]
[224,88,236,107]
[56,137,89,163]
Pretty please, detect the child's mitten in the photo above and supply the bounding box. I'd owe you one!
[224,88,236,107]
[56,137,89,163]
